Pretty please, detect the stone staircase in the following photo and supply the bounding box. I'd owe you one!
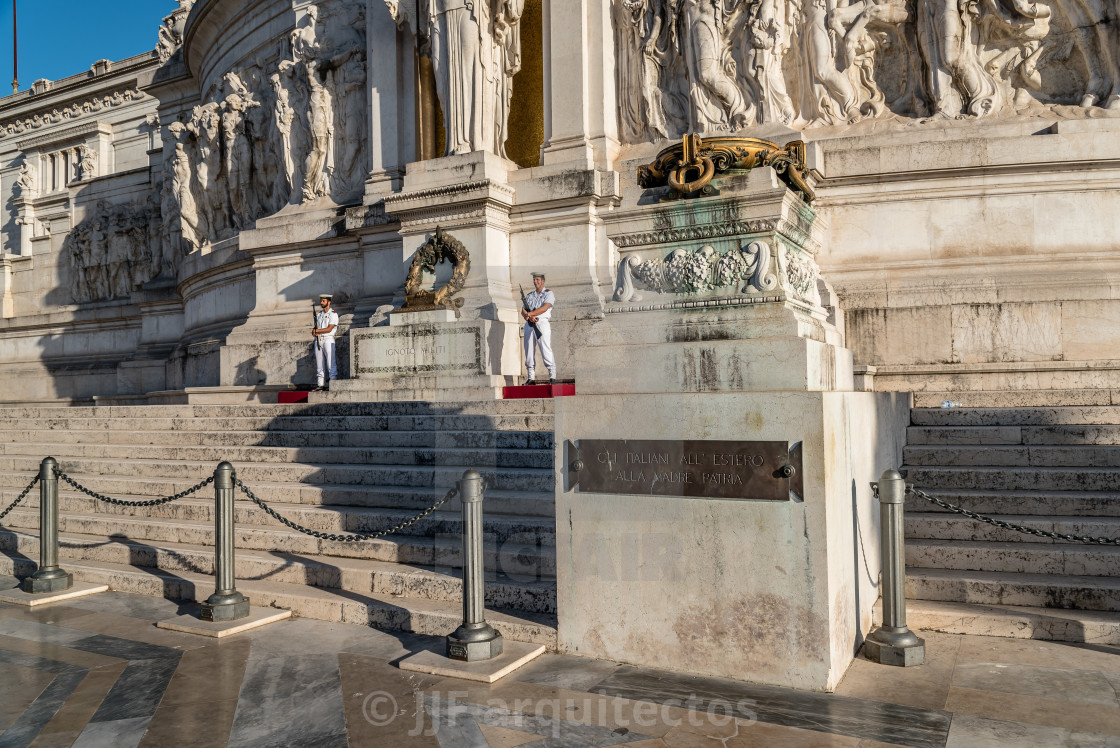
[899,393,1120,643]
[0,401,558,646]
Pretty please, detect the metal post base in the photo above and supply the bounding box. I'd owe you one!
[200,592,251,622]
[447,622,503,662]
[863,626,925,667]
[22,569,73,594]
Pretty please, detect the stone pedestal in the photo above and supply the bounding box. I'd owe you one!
[337,310,520,401]
[553,160,908,691]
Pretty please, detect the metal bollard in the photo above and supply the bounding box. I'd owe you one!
[863,469,925,666]
[447,469,503,661]
[200,462,250,622]
[23,457,73,593]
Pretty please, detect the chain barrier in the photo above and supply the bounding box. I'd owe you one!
[54,469,214,508]
[234,477,458,543]
[0,475,40,524]
[873,482,1120,546]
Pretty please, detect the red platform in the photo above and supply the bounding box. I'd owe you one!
[503,383,576,399]
[278,391,310,404]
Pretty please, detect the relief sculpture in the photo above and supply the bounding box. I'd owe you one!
[66,200,166,303]
[612,0,1120,141]
[154,0,368,254]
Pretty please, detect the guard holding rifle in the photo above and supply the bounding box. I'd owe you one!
[312,293,338,391]
[520,272,556,385]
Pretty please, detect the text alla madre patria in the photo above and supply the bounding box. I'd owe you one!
[596,450,765,485]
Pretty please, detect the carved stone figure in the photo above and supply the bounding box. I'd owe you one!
[14,162,35,197]
[220,92,261,227]
[77,146,97,181]
[677,0,752,131]
[614,0,672,142]
[171,141,200,253]
[1051,0,1120,108]
[302,60,334,201]
[270,73,297,195]
[187,103,226,241]
[387,0,525,157]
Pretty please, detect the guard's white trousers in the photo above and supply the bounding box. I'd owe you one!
[314,336,337,384]
[524,320,556,379]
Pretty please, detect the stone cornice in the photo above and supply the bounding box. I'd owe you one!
[1,85,146,138]
[17,122,113,151]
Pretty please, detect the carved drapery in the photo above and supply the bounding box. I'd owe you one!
[385,0,525,158]
[612,0,1120,142]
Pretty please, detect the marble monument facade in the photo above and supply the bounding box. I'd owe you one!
[0,0,1116,689]
[0,0,1115,401]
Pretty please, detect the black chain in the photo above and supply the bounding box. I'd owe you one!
[905,485,1120,546]
[0,475,40,524]
[54,469,214,507]
[234,477,458,543]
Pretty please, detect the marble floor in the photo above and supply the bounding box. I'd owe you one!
[0,578,1117,747]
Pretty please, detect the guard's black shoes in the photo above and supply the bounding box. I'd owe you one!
[525,379,537,386]
[548,378,556,385]
[312,385,325,391]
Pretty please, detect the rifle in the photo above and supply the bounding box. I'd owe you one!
[312,302,320,347]
[519,284,540,337]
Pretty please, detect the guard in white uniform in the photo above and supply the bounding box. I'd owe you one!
[312,293,339,391]
[521,272,556,385]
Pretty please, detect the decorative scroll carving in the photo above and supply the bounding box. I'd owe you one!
[638,135,815,203]
[612,0,1119,142]
[398,227,472,317]
[65,200,165,303]
[614,240,783,300]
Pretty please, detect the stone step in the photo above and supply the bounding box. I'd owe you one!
[14,494,557,546]
[0,414,554,433]
[0,428,554,450]
[907,538,1120,576]
[903,444,1120,467]
[903,489,1120,517]
[903,465,1120,492]
[911,406,1120,428]
[911,390,1120,409]
[0,552,557,647]
[0,456,555,493]
[875,598,1120,645]
[905,567,1120,611]
[1,442,553,470]
[0,400,556,419]
[906,424,1120,446]
[0,472,555,518]
[0,527,555,614]
[0,507,556,580]
[905,512,1120,543]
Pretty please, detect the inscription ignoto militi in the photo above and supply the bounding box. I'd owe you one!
[565,440,802,502]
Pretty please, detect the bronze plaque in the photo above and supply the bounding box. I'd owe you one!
[567,440,800,502]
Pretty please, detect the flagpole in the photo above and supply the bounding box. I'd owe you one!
[11,0,18,94]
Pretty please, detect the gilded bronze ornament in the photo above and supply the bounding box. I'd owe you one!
[398,226,471,318]
[638,135,816,204]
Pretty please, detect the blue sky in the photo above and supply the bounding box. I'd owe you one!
[0,0,174,94]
